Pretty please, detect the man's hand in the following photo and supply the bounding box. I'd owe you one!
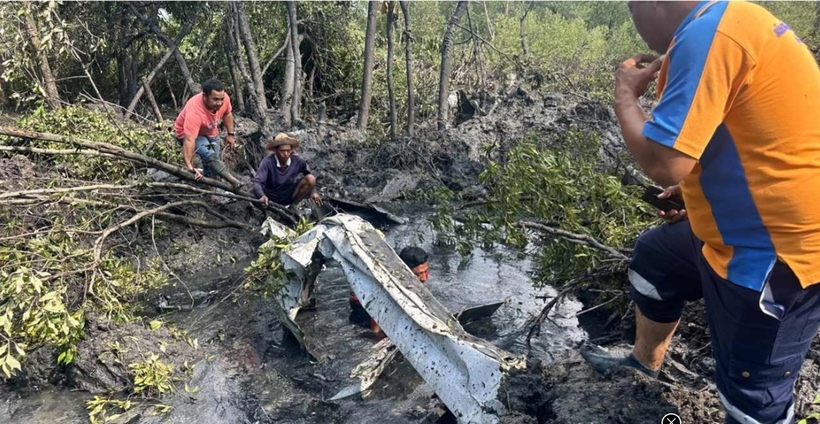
[310,192,323,206]
[225,135,237,150]
[657,185,687,223]
[615,54,663,99]
[260,195,269,207]
[188,167,203,181]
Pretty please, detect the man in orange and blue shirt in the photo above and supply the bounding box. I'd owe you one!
[580,2,820,423]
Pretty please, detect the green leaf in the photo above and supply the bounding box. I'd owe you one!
[5,354,21,372]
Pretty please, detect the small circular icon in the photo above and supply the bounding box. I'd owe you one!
[660,413,682,424]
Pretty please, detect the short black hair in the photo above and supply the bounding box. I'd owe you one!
[202,78,225,95]
[399,246,428,269]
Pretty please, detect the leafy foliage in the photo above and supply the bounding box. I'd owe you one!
[243,217,314,296]
[130,352,177,396]
[86,396,132,424]
[0,227,167,376]
[425,130,658,288]
[3,1,818,132]
[798,392,820,424]
[16,105,174,180]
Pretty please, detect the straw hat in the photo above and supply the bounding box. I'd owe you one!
[270,133,300,149]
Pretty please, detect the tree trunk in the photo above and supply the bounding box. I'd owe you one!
[131,3,200,94]
[116,8,129,107]
[286,0,302,125]
[126,18,194,119]
[235,2,268,112]
[399,1,415,137]
[22,0,61,109]
[519,1,535,59]
[386,1,398,140]
[142,78,163,124]
[483,0,494,42]
[227,3,268,132]
[356,0,379,130]
[279,34,295,126]
[224,35,246,115]
[437,0,468,131]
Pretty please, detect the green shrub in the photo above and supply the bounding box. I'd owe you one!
[17,105,176,180]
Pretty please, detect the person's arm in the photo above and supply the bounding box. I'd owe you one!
[614,92,696,188]
[252,157,270,203]
[302,159,322,205]
[617,29,747,188]
[223,112,236,149]
[182,115,203,180]
[371,319,386,340]
[225,96,236,146]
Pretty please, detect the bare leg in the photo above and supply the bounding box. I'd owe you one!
[291,175,317,203]
[580,305,679,377]
[633,307,680,370]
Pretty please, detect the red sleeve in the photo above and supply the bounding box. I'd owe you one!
[182,109,202,138]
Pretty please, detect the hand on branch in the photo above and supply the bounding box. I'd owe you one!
[188,167,203,181]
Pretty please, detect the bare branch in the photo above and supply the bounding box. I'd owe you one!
[0,145,117,158]
[518,220,629,262]
[262,32,291,75]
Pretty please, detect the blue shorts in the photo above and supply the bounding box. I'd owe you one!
[176,135,221,178]
[629,221,820,424]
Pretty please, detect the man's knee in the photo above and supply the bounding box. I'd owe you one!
[303,174,316,187]
[626,224,700,323]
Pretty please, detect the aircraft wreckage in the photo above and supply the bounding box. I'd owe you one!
[261,214,526,423]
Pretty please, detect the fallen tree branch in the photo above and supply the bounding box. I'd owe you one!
[91,199,250,271]
[126,17,195,119]
[0,125,236,191]
[518,220,629,262]
[525,266,616,356]
[0,145,118,158]
[154,211,250,230]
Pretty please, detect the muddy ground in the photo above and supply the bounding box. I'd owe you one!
[3,84,820,424]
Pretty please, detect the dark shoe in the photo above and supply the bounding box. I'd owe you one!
[579,342,659,378]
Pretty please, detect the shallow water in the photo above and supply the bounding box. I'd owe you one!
[0,211,588,424]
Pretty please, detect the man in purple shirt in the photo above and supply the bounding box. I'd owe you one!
[252,133,322,209]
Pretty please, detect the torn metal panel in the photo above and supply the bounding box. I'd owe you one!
[272,222,325,353]
[271,214,525,423]
[329,338,398,401]
[456,301,504,325]
[329,301,505,401]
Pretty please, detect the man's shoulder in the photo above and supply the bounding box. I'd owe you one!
[260,154,276,167]
[178,93,202,115]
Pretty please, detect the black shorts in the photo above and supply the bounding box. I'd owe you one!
[349,300,372,327]
[629,220,820,424]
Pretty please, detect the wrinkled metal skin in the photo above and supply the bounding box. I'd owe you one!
[268,214,525,424]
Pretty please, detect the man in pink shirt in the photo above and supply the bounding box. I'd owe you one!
[174,78,242,189]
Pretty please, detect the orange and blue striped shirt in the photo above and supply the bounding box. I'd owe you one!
[644,0,820,290]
